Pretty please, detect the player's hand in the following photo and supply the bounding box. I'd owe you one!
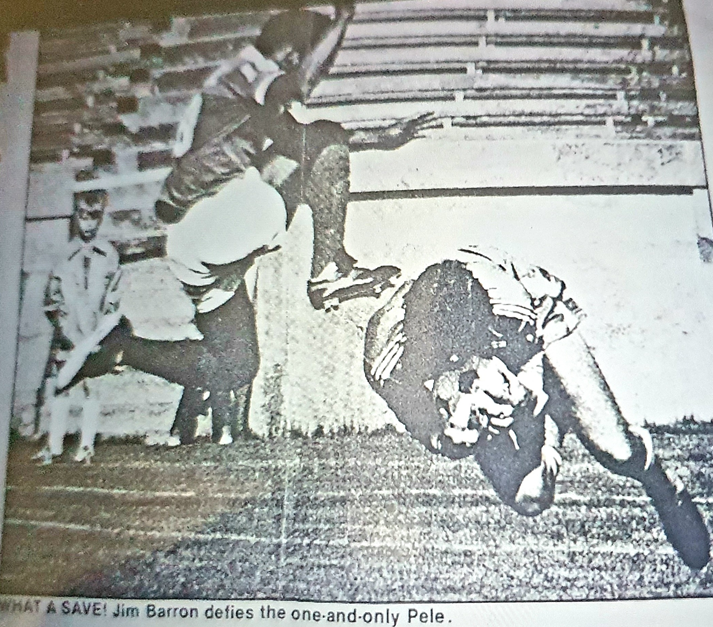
[335,1,355,21]
[378,112,440,150]
[541,444,562,478]
[539,298,583,348]
[443,425,479,446]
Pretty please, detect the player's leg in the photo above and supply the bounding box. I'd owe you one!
[108,321,210,443]
[272,118,355,274]
[195,282,260,442]
[273,118,399,309]
[75,382,98,464]
[544,331,710,569]
[170,386,206,445]
[33,390,71,464]
[302,121,356,280]
[49,392,70,457]
[114,323,204,390]
[116,328,250,445]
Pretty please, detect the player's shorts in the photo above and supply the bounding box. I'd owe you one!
[165,167,287,313]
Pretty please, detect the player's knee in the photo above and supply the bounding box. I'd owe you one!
[597,426,653,480]
[306,119,350,147]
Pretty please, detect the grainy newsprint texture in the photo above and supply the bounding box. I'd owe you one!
[3,0,713,602]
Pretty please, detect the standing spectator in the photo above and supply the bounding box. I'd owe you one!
[34,187,122,464]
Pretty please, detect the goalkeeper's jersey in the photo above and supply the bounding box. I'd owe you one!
[364,246,583,392]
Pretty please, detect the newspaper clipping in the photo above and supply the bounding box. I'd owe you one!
[2,0,713,624]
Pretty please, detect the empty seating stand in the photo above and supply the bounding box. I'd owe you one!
[30,0,702,187]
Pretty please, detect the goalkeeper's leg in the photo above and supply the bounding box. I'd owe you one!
[545,331,710,569]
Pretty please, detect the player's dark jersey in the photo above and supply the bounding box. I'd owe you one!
[158,93,281,222]
[156,45,286,222]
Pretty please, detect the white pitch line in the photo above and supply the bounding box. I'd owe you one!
[6,485,260,500]
[9,484,713,508]
[4,517,676,559]
[306,539,676,558]
[3,518,274,544]
[3,518,347,548]
[10,449,674,473]
[304,487,655,504]
[41,486,198,498]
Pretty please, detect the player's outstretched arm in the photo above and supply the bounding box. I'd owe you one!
[299,3,354,98]
[349,112,440,152]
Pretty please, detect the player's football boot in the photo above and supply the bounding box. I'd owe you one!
[307,263,401,311]
[32,447,55,466]
[643,462,710,570]
[73,445,94,465]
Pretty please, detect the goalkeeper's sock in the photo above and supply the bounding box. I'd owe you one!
[642,461,710,570]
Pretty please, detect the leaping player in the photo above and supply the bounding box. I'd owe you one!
[89,4,436,443]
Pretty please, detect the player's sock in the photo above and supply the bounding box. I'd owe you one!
[172,386,206,444]
[642,461,710,569]
[48,393,70,457]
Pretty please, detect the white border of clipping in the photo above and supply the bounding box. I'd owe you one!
[2,1,713,624]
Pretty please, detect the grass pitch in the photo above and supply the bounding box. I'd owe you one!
[2,427,713,601]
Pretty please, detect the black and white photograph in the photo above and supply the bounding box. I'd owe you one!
[3,0,713,609]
